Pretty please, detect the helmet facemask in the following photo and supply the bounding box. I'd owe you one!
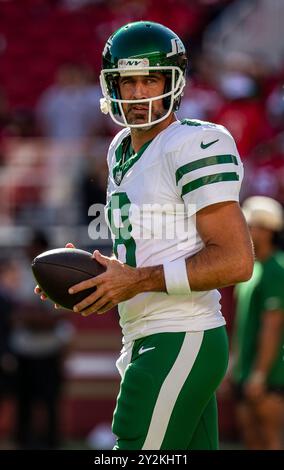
[100,65,186,129]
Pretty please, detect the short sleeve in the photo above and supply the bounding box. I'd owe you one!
[175,126,243,214]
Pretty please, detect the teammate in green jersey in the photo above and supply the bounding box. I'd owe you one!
[233,196,284,449]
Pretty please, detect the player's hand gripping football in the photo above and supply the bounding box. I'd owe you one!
[69,250,140,316]
[34,242,75,308]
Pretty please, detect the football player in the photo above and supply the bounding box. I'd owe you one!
[36,21,254,450]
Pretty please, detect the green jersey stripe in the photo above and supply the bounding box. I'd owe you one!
[181,172,239,197]
[176,154,238,184]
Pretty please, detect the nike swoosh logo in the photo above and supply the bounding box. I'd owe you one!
[138,346,156,355]
[200,138,219,149]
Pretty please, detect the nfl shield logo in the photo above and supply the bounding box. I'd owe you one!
[115,169,122,185]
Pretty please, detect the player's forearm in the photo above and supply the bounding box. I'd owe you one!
[185,243,252,291]
[136,246,249,295]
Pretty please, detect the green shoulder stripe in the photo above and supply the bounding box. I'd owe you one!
[181,172,239,197]
[176,154,238,184]
[181,119,202,127]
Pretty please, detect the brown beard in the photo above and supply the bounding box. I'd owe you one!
[125,106,165,125]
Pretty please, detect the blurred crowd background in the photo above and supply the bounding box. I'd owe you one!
[0,0,283,450]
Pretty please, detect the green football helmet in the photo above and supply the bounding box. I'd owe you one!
[100,21,188,128]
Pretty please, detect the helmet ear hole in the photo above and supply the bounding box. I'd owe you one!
[111,90,121,116]
[108,76,122,116]
[173,96,182,112]
[162,75,172,110]
[162,71,181,112]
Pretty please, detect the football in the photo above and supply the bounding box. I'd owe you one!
[31,248,105,310]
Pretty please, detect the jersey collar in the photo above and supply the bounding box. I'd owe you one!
[113,135,153,185]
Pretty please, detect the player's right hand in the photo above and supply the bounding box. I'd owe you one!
[34,242,75,307]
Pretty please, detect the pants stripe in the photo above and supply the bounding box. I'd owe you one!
[142,331,204,450]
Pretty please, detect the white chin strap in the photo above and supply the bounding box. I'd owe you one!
[99,66,185,128]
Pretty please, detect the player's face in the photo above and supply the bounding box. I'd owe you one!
[118,73,167,126]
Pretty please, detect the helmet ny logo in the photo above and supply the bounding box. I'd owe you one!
[167,38,185,57]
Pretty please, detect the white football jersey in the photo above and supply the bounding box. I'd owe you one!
[105,119,243,343]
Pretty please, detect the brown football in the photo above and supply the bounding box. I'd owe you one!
[31,248,105,310]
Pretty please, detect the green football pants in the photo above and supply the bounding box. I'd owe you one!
[112,326,228,450]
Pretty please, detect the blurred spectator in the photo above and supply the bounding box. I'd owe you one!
[2,109,38,139]
[0,89,12,172]
[79,139,109,224]
[241,133,284,205]
[9,231,74,449]
[0,122,45,225]
[231,196,284,449]
[267,83,284,132]
[36,62,103,140]
[178,53,224,121]
[35,63,108,225]
[212,53,273,158]
[0,89,11,139]
[0,258,18,401]
[241,66,284,203]
[61,0,100,9]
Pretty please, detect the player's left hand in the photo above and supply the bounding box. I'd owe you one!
[69,250,140,316]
